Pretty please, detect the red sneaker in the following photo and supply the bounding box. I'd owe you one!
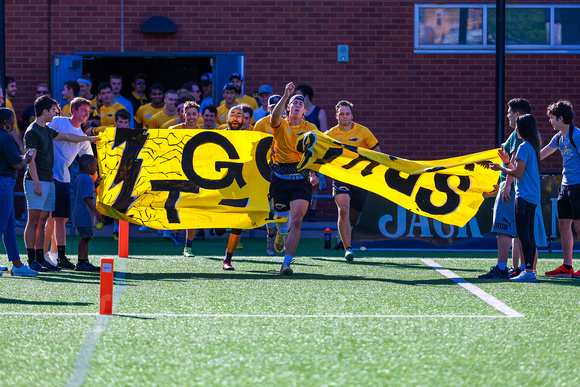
[572,269,580,278]
[545,265,574,278]
[222,259,235,271]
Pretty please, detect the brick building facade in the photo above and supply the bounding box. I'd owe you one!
[4,0,580,219]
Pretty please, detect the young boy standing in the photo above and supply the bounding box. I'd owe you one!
[72,154,102,271]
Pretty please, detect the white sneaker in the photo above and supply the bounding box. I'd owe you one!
[344,248,354,262]
[510,271,537,282]
[11,264,38,277]
[44,253,58,267]
[0,265,7,271]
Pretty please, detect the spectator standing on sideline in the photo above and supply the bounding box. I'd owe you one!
[325,100,380,262]
[23,95,97,272]
[72,154,102,271]
[97,83,126,127]
[490,114,542,282]
[198,105,218,129]
[216,83,240,125]
[541,100,580,278]
[221,73,259,111]
[0,108,38,276]
[3,77,24,152]
[43,97,94,269]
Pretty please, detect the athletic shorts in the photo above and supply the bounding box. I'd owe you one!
[491,180,517,238]
[77,227,94,240]
[53,180,71,218]
[557,184,580,220]
[332,180,368,213]
[24,179,55,212]
[269,175,312,213]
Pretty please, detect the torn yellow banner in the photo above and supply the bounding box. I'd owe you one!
[297,130,501,227]
[96,127,275,230]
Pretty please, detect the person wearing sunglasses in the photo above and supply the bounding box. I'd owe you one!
[20,84,51,132]
[128,73,150,114]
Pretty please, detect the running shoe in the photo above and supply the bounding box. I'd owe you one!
[222,259,235,271]
[344,248,354,262]
[266,236,276,256]
[510,271,538,282]
[10,264,38,277]
[183,246,195,257]
[274,232,288,254]
[280,263,293,276]
[478,265,509,279]
[545,265,574,278]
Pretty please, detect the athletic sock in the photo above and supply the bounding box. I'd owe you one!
[185,239,193,248]
[564,264,573,270]
[35,249,45,263]
[520,264,526,271]
[497,262,507,270]
[225,252,233,261]
[283,254,293,265]
[27,249,35,264]
[57,245,66,260]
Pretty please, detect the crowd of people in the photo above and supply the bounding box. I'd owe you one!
[1,73,579,280]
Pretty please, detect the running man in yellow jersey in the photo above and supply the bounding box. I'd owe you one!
[270,82,319,275]
[325,100,380,262]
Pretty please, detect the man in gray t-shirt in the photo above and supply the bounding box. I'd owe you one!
[541,100,580,278]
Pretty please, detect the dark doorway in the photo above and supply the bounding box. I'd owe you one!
[81,56,212,95]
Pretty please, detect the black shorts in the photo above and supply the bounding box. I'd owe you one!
[77,227,94,240]
[557,184,580,220]
[332,180,368,213]
[53,180,71,218]
[269,175,312,213]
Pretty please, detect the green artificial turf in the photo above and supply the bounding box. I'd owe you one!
[1,236,580,386]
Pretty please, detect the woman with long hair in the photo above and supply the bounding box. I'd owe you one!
[0,108,37,276]
[490,114,541,282]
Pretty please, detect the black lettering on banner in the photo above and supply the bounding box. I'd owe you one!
[181,132,246,189]
[415,173,471,215]
[384,168,420,196]
[150,180,200,223]
[255,137,273,182]
[342,155,380,176]
[111,128,149,214]
[219,198,250,207]
[313,147,343,165]
[296,132,318,170]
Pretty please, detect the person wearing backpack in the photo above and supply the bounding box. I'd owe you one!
[541,100,580,278]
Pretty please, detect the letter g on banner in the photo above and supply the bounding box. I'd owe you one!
[181,131,246,190]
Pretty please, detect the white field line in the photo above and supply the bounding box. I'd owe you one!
[421,258,524,318]
[66,258,128,387]
[0,312,513,319]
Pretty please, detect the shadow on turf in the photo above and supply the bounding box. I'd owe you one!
[310,257,491,272]
[0,297,92,306]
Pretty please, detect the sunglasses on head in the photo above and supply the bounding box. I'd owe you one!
[36,90,50,94]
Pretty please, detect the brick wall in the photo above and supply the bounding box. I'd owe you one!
[5,0,580,219]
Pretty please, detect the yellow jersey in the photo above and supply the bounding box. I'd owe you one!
[219,94,259,111]
[99,102,125,127]
[161,118,178,129]
[148,110,178,129]
[5,98,19,133]
[325,122,379,150]
[272,119,318,164]
[253,116,273,135]
[135,103,164,128]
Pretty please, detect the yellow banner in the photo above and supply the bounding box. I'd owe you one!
[96,127,274,230]
[297,131,501,227]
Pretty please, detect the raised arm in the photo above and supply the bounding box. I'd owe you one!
[54,132,98,143]
[270,82,295,128]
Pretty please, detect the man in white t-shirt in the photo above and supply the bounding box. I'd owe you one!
[45,97,94,270]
